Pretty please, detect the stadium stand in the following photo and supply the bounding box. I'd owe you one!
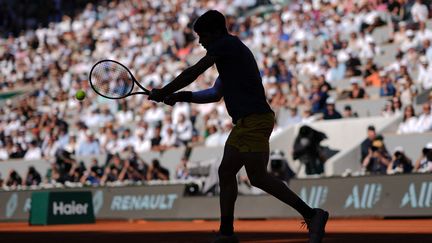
[1,0,432,192]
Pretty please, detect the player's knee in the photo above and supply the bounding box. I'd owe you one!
[218,166,235,183]
[248,174,265,187]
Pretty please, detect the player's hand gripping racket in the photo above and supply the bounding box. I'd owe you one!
[89,59,150,99]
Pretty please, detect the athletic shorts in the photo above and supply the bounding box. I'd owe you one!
[226,112,275,152]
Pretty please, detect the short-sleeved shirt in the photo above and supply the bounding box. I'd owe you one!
[207,34,273,123]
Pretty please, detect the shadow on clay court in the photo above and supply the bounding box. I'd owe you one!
[1,231,431,243]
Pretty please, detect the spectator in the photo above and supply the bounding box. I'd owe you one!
[397,105,418,134]
[362,139,391,175]
[416,22,432,44]
[309,83,328,114]
[133,130,151,153]
[147,159,169,181]
[6,170,22,187]
[150,125,164,151]
[343,105,358,118]
[379,71,396,97]
[361,125,377,162]
[280,106,302,127]
[160,127,178,148]
[300,107,317,124]
[387,146,413,174]
[293,125,327,175]
[323,98,342,120]
[76,131,100,156]
[175,157,190,180]
[382,100,395,117]
[417,56,432,90]
[414,142,432,173]
[68,161,87,183]
[80,158,103,185]
[391,96,403,116]
[42,135,60,159]
[24,166,42,186]
[416,102,432,133]
[64,134,78,154]
[425,39,432,64]
[2,0,432,187]
[174,113,193,145]
[101,165,120,184]
[0,143,8,160]
[401,30,418,53]
[205,125,223,147]
[396,77,417,106]
[10,143,26,159]
[118,129,135,152]
[411,0,429,23]
[348,79,368,99]
[24,140,42,160]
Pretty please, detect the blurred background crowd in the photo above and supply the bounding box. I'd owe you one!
[1,0,432,189]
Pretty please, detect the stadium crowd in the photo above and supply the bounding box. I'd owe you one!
[1,0,432,187]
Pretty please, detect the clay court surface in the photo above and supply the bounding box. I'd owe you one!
[1,218,432,243]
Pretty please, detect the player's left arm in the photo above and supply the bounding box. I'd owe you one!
[149,55,216,102]
[190,77,223,103]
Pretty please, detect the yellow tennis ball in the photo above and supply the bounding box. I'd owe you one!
[76,90,86,101]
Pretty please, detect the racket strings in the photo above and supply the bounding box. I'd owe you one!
[90,61,134,98]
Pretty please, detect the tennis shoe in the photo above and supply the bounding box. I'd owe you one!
[211,232,239,243]
[302,208,329,243]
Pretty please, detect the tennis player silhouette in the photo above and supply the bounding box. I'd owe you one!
[148,10,329,243]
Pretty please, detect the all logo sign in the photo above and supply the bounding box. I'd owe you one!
[92,190,104,215]
[344,183,382,209]
[300,186,328,208]
[5,193,18,218]
[400,182,432,208]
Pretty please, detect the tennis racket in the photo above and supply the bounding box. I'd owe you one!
[89,59,150,99]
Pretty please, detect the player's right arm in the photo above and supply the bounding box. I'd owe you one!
[149,55,217,102]
[164,77,223,106]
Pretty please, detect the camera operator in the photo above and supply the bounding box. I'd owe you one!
[414,142,432,173]
[6,169,22,187]
[24,166,42,186]
[387,146,413,174]
[54,149,76,183]
[293,125,327,175]
[147,159,169,181]
[362,139,391,175]
[269,150,295,184]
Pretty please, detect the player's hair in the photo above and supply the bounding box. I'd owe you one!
[193,10,228,35]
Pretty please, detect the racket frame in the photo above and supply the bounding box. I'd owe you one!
[89,59,150,99]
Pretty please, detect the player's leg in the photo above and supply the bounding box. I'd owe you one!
[241,151,315,219]
[242,151,328,243]
[217,144,244,236]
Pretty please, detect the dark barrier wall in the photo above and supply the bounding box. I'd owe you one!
[1,173,432,221]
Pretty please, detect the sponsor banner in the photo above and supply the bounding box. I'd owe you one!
[289,173,432,217]
[29,191,95,225]
[1,174,432,221]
